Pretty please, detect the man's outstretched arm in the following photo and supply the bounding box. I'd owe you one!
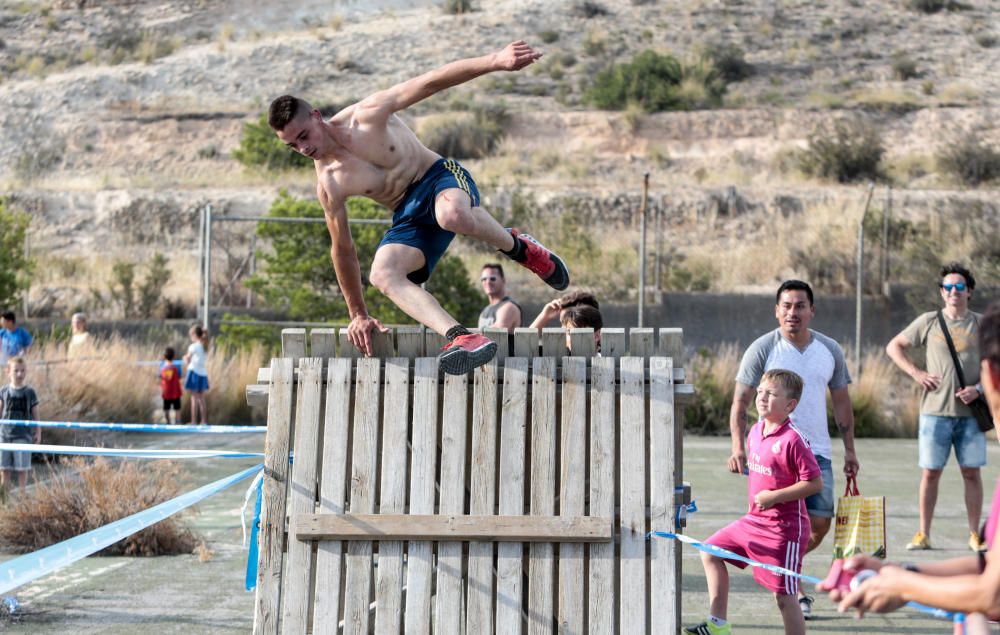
[355,41,541,122]
[320,185,387,356]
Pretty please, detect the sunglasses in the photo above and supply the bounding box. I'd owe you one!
[940,282,967,292]
[481,275,498,282]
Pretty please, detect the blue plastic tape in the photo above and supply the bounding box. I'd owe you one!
[245,475,264,591]
[0,442,263,460]
[0,419,263,434]
[649,531,956,621]
[0,463,263,595]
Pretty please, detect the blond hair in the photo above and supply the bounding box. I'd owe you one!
[761,369,803,401]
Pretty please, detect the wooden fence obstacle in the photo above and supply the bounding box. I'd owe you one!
[251,327,693,635]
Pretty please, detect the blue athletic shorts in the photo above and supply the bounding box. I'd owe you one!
[378,158,481,284]
[804,454,835,518]
[918,414,986,470]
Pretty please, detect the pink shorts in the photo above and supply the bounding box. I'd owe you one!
[705,514,810,595]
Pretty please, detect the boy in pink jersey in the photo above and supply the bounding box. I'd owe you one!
[685,370,822,635]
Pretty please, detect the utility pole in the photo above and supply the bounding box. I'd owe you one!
[637,172,650,327]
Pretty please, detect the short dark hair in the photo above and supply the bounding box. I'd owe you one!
[940,262,976,291]
[164,347,176,361]
[482,263,505,279]
[776,280,814,306]
[561,305,603,330]
[559,290,600,310]
[1,311,15,322]
[762,368,804,402]
[981,301,1000,369]
[268,95,309,131]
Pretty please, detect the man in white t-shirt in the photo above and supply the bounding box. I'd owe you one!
[727,280,860,619]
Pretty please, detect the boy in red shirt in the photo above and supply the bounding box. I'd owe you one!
[684,369,822,635]
[160,347,182,424]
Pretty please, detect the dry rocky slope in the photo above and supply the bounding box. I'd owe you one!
[1,0,999,309]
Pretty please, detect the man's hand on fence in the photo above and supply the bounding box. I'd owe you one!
[348,315,389,357]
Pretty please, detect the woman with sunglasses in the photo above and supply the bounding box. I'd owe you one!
[886,263,987,553]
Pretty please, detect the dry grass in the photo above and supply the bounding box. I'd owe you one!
[32,337,265,425]
[0,457,197,556]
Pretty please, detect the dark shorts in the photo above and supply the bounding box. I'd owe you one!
[163,398,181,411]
[378,158,481,284]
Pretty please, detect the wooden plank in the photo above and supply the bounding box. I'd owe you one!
[424,329,447,356]
[628,328,655,358]
[253,358,294,635]
[293,515,611,542]
[467,361,498,635]
[404,358,439,635]
[246,383,269,409]
[371,329,395,358]
[312,359,353,635]
[434,372,469,635]
[540,327,565,357]
[513,327,538,358]
[649,357,678,634]
[588,357,616,634]
[310,328,337,359]
[280,358,324,634]
[568,328,595,358]
[373,359,409,635]
[619,357,647,634]
[338,328,361,359]
[282,328,307,360]
[496,358,528,635]
[342,358,381,635]
[557,357,586,634]
[599,328,626,359]
[528,356,556,635]
[395,326,424,357]
[657,328,684,364]
[483,327,510,360]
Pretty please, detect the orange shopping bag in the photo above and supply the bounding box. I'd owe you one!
[832,476,886,559]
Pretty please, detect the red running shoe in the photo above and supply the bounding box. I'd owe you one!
[509,229,570,291]
[438,333,497,375]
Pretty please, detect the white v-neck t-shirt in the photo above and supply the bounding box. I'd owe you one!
[736,329,851,459]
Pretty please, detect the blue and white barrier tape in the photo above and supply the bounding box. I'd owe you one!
[0,463,263,595]
[0,442,263,460]
[649,531,956,621]
[244,473,264,592]
[0,419,263,433]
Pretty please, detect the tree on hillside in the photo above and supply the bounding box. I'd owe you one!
[244,191,480,326]
[0,199,34,310]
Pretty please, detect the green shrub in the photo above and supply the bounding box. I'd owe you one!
[906,0,964,12]
[937,133,1000,185]
[0,199,33,309]
[442,0,474,14]
[798,118,885,183]
[584,50,726,111]
[571,1,609,18]
[418,104,508,159]
[232,114,312,171]
[891,52,919,80]
[704,42,753,82]
[218,313,281,355]
[539,30,560,44]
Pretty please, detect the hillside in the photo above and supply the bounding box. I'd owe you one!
[1,0,999,315]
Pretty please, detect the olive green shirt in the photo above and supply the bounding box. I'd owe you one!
[900,310,981,417]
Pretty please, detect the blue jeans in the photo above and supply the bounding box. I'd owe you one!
[918,415,986,470]
[805,454,835,518]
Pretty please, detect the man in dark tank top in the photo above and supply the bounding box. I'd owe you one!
[477,263,522,331]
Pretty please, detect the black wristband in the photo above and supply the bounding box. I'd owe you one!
[900,562,920,573]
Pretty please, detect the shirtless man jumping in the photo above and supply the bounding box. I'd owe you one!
[269,41,569,374]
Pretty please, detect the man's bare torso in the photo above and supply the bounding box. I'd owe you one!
[316,107,440,211]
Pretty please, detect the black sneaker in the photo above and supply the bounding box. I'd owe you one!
[438,333,497,375]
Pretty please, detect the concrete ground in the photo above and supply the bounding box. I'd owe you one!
[1,433,994,633]
[681,436,998,634]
